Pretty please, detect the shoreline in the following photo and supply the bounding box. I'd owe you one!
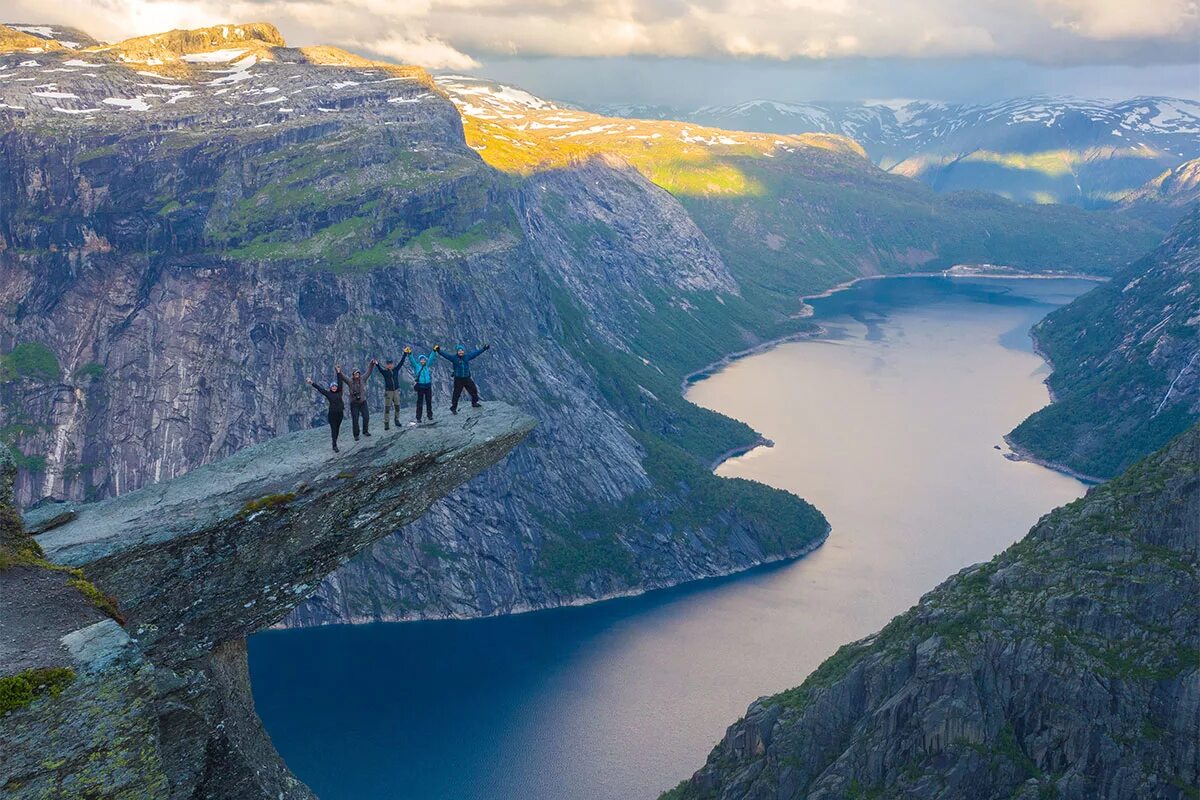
[1001,434,1104,485]
[1000,321,1105,484]
[273,524,832,630]
[795,268,1107,316]
[708,435,775,471]
[680,328,826,391]
[280,269,1106,630]
[687,268,1104,473]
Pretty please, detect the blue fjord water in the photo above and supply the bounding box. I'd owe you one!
[249,276,1093,800]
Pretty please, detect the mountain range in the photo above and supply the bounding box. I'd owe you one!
[2,17,1199,800]
[593,95,1200,207]
[0,21,1183,631]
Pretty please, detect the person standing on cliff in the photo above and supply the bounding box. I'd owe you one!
[306,377,345,452]
[435,343,490,414]
[373,353,409,430]
[409,347,436,424]
[337,361,376,440]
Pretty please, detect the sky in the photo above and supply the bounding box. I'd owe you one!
[2,0,1198,106]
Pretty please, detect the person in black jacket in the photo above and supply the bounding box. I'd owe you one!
[306,377,345,452]
[435,343,490,414]
[337,361,376,440]
[373,353,409,430]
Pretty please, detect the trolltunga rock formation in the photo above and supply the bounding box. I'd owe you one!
[1,403,534,799]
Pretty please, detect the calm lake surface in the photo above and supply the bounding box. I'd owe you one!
[249,276,1092,800]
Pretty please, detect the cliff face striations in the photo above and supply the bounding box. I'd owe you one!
[0,21,1166,627]
[1,403,534,799]
[0,22,833,625]
[664,425,1200,800]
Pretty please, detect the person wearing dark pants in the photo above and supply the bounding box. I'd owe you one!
[435,343,490,414]
[409,348,436,423]
[307,377,345,452]
[337,361,376,440]
[373,353,409,430]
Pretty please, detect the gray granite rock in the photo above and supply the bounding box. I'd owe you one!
[2,402,532,799]
[665,426,1200,800]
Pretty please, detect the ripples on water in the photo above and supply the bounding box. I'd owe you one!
[250,276,1094,800]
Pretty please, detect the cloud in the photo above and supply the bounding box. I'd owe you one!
[359,32,479,70]
[2,0,1197,67]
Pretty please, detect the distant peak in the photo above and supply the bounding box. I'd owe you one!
[96,21,285,61]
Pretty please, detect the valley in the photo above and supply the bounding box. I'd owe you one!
[593,95,1200,208]
[0,22,1166,630]
[1,16,1197,800]
[248,275,1090,800]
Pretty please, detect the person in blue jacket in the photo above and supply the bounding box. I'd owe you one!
[408,346,436,423]
[435,343,490,414]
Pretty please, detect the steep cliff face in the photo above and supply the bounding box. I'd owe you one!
[664,425,1200,800]
[1008,205,1200,479]
[0,21,1164,628]
[1,404,533,799]
[441,76,1166,301]
[0,23,834,627]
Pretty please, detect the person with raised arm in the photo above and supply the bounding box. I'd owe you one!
[306,376,345,452]
[408,346,436,424]
[435,343,490,414]
[373,352,409,430]
[336,360,376,441]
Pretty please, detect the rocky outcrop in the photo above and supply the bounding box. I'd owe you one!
[1120,159,1200,229]
[663,425,1200,800]
[0,403,533,799]
[0,22,833,627]
[1009,205,1200,479]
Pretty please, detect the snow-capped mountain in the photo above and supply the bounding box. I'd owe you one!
[595,96,1200,207]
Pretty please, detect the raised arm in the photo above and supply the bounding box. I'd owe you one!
[436,348,456,363]
[466,344,490,360]
[365,360,377,380]
[310,381,332,399]
[397,352,410,370]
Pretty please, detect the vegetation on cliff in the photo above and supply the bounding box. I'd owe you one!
[1009,205,1199,479]
[664,425,1199,800]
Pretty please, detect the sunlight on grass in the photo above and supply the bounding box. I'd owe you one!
[458,109,860,198]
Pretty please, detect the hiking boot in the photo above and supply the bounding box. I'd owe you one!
[354,436,360,441]
[364,431,371,437]
[332,444,339,452]
[471,401,481,408]
[394,416,401,427]
[450,406,458,415]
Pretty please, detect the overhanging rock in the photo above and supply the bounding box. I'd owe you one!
[29,403,534,663]
[4,403,533,799]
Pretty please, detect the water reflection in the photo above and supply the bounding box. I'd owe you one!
[250,276,1093,800]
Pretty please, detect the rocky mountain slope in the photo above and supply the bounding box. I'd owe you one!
[1,403,532,799]
[663,424,1200,800]
[1119,159,1200,229]
[596,95,1200,209]
[0,22,1164,628]
[1008,205,1200,480]
[438,76,1162,297]
[0,21,832,627]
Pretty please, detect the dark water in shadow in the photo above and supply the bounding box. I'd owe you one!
[249,276,1094,800]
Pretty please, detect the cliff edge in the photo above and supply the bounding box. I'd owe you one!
[0,404,534,799]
